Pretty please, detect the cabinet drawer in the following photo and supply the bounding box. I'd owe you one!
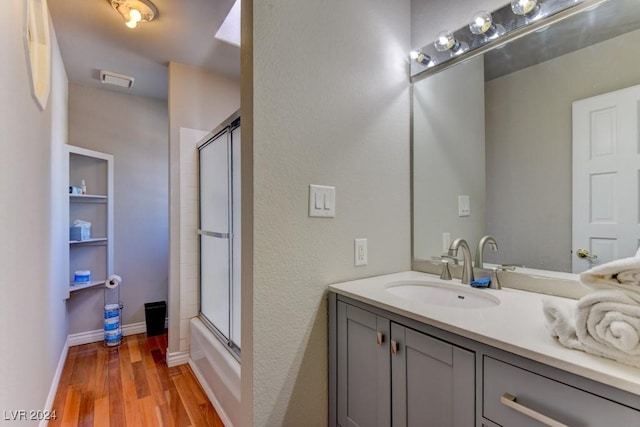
[483,356,640,427]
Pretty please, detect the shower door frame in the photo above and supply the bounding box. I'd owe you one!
[197,110,241,359]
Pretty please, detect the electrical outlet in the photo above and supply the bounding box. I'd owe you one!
[355,238,368,266]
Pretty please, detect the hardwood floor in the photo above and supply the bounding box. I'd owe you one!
[49,333,223,427]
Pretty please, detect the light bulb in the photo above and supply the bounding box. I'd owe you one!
[126,19,138,28]
[469,11,493,35]
[129,8,142,22]
[410,51,432,66]
[434,30,456,52]
[469,11,505,39]
[511,0,538,16]
[433,30,468,55]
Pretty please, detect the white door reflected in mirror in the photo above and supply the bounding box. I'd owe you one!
[572,84,640,273]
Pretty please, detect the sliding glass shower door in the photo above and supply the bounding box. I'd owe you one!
[198,114,241,354]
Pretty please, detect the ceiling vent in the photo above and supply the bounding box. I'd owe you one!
[100,70,135,88]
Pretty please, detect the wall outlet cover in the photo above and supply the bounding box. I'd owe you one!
[355,238,368,266]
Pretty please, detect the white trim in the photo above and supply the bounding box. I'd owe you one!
[188,358,234,427]
[39,337,69,427]
[67,317,169,346]
[166,351,190,367]
[67,321,148,346]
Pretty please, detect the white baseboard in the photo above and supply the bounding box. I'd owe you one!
[67,321,146,346]
[188,358,233,427]
[166,350,190,367]
[67,317,169,347]
[40,337,70,427]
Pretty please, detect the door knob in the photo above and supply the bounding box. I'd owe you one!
[576,248,598,260]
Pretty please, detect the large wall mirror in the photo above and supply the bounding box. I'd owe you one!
[412,0,640,274]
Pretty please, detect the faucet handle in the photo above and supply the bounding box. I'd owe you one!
[490,265,515,290]
[439,260,452,280]
[431,254,459,265]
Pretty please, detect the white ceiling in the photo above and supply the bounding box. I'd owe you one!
[48,0,241,100]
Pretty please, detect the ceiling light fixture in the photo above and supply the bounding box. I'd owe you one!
[110,0,157,29]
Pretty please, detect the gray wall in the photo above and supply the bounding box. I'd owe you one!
[413,56,486,260]
[67,84,169,333]
[0,4,68,413]
[485,28,640,271]
[245,0,412,424]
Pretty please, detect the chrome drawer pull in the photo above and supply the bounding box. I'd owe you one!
[500,393,568,427]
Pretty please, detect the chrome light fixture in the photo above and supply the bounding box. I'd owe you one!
[511,0,540,17]
[410,50,432,66]
[469,11,505,39]
[409,0,592,79]
[110,0,157,29]
[434,30,468,55]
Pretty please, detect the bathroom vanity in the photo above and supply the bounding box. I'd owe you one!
[328,271,640,427]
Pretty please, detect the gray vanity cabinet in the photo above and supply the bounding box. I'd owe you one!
[391,323,475,426]
[335,301,475,426]
[483,357,640,427]
[330,292,640,427]
[337,302,391,426]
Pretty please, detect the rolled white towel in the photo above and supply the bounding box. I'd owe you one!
[541,297,582,350]
[579,248,640,294]
[575,290,640,368]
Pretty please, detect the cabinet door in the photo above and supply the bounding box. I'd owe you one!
[391,323,475,427]
[337,302,391,427]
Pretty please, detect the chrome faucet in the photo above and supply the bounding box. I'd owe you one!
[475,235,498,269]
[448,238,474,284]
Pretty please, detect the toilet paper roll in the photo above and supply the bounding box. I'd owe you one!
[106,274,122,289]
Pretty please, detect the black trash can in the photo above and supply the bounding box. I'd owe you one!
[144,301,167,336]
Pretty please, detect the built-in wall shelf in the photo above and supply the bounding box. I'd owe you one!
[69,238,108,246]
[66,145,114,299]
[70,194,107,203]
[69,280,106,292]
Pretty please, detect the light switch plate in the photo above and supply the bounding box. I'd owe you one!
[309,185,336,217]
[458,195,470,217]
[355,238,368,266]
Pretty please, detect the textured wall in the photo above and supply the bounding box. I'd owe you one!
[0,0,68,414]
[248,0,411,424]
[67,84,169,333]
[167,62,240,354]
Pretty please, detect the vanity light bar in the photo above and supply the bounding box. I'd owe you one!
[409,0,606,79]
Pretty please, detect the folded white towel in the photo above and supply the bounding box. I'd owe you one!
[575,290,640,368]
[542,298,582,350]
[579,247,640,294]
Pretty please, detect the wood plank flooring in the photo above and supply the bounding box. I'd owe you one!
[49,333,223,427]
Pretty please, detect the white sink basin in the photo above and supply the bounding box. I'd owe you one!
[386,281,500,309]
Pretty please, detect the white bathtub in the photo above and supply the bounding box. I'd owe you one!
[189,317,241,426]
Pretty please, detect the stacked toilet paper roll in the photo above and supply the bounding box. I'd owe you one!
[104,303,122,347]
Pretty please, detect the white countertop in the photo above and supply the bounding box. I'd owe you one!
[329,270,640,396]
